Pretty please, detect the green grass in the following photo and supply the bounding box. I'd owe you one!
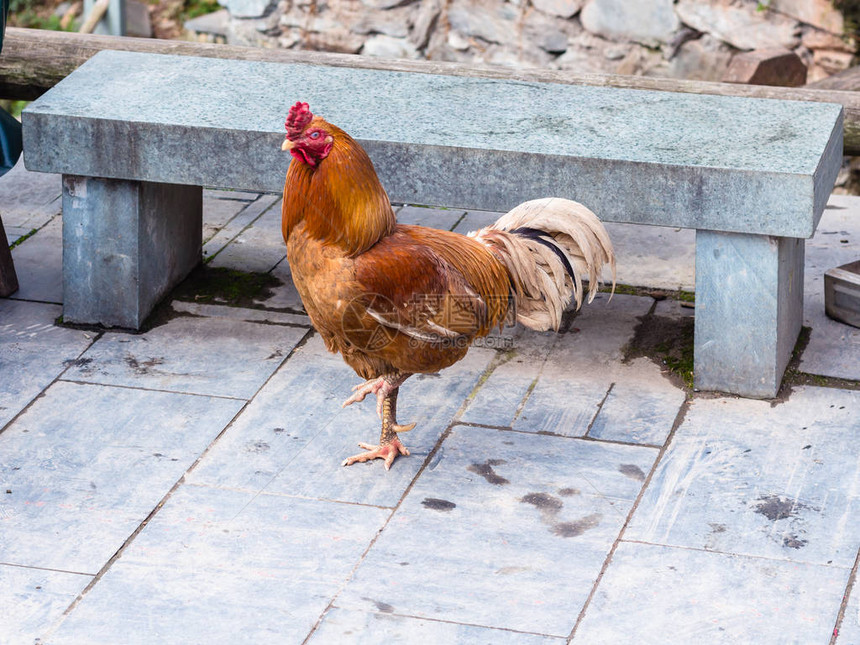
[8,228,37,250]
[183,0,221,20]
[0,100,28,120]
[600,282,696,305]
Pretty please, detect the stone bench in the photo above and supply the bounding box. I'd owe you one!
[22,50,842,398]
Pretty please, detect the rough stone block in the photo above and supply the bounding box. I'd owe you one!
[61,176,202,328]
[722,48,807,87]
[532,0,583,19]
[676,0,801,51]
[825,260,860,327]
[581,0,679,47]
[694,231,804,398]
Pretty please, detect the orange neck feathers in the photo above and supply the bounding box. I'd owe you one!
[282,122,396,257]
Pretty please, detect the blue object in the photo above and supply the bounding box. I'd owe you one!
[0,0,23,177]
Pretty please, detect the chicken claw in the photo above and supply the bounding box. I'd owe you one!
[342,373,408,418]
[342,381,415,470]
[342,437,411,471]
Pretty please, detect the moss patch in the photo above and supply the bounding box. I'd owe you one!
[599,282,695,304]
[170,265,282,307]
[625,314,696,391]
[140,265,284,331]
[778,326,860,398]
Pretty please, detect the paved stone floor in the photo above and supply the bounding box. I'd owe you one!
[1,156,859,644]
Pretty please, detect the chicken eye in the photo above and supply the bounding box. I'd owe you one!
[310,132,321,139]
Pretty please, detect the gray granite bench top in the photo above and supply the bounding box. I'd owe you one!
[24,50,842,238]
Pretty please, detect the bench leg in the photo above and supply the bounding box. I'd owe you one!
[694,230,804,398]
[62,176,202,329]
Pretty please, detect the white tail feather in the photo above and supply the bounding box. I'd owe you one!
[468,197,616,332]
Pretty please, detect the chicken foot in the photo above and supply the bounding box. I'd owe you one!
[342,373,410,418]
[342,386,416,470]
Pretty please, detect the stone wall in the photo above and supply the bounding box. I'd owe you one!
[220,0,855,84]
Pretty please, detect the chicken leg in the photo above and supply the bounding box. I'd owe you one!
[342,378,415,470]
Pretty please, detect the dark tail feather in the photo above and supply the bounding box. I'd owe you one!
[509,226,577,284]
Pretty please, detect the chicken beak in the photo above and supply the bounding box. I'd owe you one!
[281,138,295,151]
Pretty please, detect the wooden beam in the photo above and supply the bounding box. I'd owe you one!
[5,27,860,154]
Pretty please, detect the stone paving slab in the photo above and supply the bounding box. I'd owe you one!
[801,195,860,381]
[5,225,28,245]
[604,222,696,292]
[205,189,260,201]
[461,292,651,432]
[0,565,92,645]
[261,259,305,311]
[202,190,254,244]
[459,328,559,427]
[396,205,465,230]
[209,197,286,273]
[626,386,860,567]
[559,293,652,365]
[64,316,306,399]
[514,373,611,437]
[309,607,564,644]
[47,484,390,644]
[573,541,848,644]
[0,299,93,429]
[0,157,61,230]
[171,300,311,327]
[653,298,695,317]
[836,583,860,645]
[202,194,280,263]
[9,214,63,304]
[189,335,496,508]
[0,380,244,573]
[587,358,686,446]
[452,210,498,236]
[336,425,658,636]
[512,294,658,438]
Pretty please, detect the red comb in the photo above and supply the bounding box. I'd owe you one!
[286,102,313,139]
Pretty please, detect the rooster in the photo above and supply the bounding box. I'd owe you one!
[281,102,615,470]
